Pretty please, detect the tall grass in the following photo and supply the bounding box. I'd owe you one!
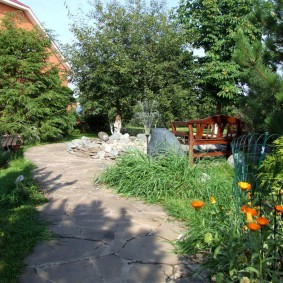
[0,153,49,283]
[100,150,233,203]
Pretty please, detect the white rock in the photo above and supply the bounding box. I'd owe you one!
[97,151,106,159]
[121,133,130,140]
[104,144,113,153]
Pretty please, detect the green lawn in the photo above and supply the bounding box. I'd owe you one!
[0,150,49,283]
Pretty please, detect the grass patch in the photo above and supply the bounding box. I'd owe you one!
[0,152,49,283]
[100,150,233,205]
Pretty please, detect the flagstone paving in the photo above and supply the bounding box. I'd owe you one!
[20,142,207,283]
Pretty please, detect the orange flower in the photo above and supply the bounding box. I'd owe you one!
[210,196,216,204]
[247,222,261,231]
[245,207,257,216]
[191,200,205,210]
[256,217,269,226]
[241,204,247,213]
[238,182,252,191]
[274,205,283,213]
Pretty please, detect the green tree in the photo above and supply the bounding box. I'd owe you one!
[66,0,196,129]
[0,13,76,142]
[232,1,283,134]
[177,0,262,112]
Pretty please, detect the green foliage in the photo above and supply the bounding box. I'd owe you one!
[233,32,283,134]
[100,150,233,202]
[0,13,76,142]
[177,0,262,105]
[0,156,48,282]
[66,0,197,127]
[199,136,283,282]
[258,136,283,199]
[0,138,10,167]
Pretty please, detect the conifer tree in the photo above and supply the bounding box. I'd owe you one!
[0,13,75,142]
[233,18,283,134]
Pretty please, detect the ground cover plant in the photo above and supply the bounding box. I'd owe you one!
[99,143,283,282]
[0,150,49,283]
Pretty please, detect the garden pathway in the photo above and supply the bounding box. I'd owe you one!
[20,142,207,283]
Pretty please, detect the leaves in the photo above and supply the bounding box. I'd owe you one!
[66,0,196,126]
[0,13,76,142]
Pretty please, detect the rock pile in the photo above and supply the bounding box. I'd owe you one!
[67,132,148,160]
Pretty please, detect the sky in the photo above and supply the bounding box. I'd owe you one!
[22,0,181,45]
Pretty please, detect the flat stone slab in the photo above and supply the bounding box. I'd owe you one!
[19,142,207,282]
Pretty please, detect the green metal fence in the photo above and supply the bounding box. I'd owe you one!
[231,132,279,207]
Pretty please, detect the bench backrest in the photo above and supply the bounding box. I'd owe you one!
[1,135,23,150]
[188,115,243,140]
[171,115,244,141]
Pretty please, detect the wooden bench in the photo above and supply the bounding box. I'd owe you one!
[171,115,244,165]
[1,135,23,150]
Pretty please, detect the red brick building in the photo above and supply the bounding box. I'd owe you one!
[0,0,70,85]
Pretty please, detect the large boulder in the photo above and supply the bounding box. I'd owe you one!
[148,128,185,157]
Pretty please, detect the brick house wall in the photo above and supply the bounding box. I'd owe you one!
[0,0,70,86]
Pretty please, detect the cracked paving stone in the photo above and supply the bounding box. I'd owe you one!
[125,263,175,283]
[36,259,102,283]
[118,236,180,265]
[24,238,105,266]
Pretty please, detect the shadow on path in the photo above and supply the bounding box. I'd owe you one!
[20,143,206,283]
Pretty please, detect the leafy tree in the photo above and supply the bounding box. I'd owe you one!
[66,0,196,129]
[0,13,76,142]
[177,0,262,112]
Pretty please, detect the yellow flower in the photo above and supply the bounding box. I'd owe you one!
[246,212,254,223]
[191,200,205,210]
[238,182,252,191]
[210,196,216,204]
[240,277,250,283]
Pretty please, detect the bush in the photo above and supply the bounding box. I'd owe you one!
[0,139,10,167]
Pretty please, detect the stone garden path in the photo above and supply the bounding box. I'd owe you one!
[20,142,206,283]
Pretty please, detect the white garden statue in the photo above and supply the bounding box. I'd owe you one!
[110,115,122,134]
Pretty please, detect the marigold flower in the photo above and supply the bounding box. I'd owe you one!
[256,217,269,226]
[247,222,261,231]
[274,205,283,213]
[191,200,205,210]
[245,207,257,216]
[238,181,252,191]
[241,204,247,213]
[246,212,254,223]
[210,196,216,204]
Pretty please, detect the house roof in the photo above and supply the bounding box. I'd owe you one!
[0,0,70,71]
[7,0,29,9]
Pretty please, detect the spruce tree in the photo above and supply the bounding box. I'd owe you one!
[0,13,75,142]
